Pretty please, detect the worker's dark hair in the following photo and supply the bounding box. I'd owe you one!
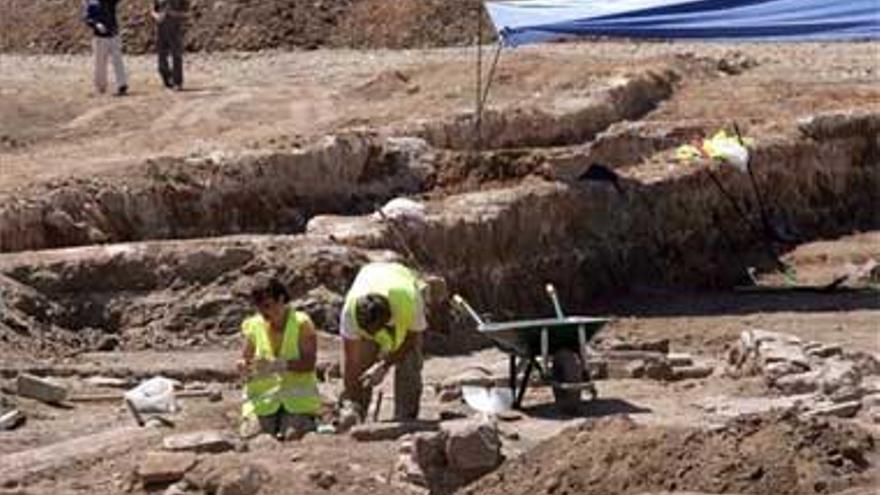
[249,276,291,304]
[355,294,391,332]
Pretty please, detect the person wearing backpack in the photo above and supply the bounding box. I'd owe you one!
[83,0,128,96]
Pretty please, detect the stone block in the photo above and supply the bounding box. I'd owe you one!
[806,344,843,358]
[162,430,237,454]
[644,359,674,381]
[668,353,694,367]
[444,420,502,474]
[0,409,25,431]
[412,431,447,469]
[308,470,337,490]
[218,465,268,495]
[350,421,439,442]
[805,401,861,419]
[774,370,821,395]
[607,338,670,354]
[602,350,667,362]
[137,452,198,485]
[16,374,68,404]
[764,361,808,380]
[586,359,608,380]
[625,360,645,379]
[672,365,714,381]
[759,342,810,369]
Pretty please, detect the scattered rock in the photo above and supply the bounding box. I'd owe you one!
[602,350,668,362]
[444,420,502,474]
[412,431,447,470]
[496,410,523,422]
[672,365,714,381]
[94,334,120,351]
[586,359,608,380]
[350,421,439,442]
[0,408,25,431]
[162,430,237,454]
[437,387,462,403]
[439,409,469,421]
[829,386,864,404]
[293,286,344,334]
[84,376,131,388]
[163,480,192,495]
[667,353,694,367]
[247,434,280,452]
[644,359,674,381]
[216,465,267,495]
[607,338,670,354]
[806,343,843,358]
[625,360,646,379]
[775,370,822,395]
[309,470,337,490]
[16,373,68,404]
[760,341,810,370]
[137,452,198,485]
[805,401,861,419]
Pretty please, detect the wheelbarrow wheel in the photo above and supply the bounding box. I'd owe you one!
[552,348,583,415]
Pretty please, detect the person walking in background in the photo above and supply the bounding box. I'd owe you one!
[151,0,187,90]
[83,0,128,96]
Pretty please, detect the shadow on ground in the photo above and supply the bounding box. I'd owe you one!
[521,398,651,420]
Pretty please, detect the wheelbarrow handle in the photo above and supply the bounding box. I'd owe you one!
[452,294,485,326]
[545,284,565,319]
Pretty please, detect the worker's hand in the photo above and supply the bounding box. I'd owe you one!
[359,361,390,389]
[95,22,107,34]
[250,359,276,377]
[268,359,289,374]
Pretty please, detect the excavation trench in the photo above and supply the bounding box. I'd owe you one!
[0,111,876,357]
[0,70,679,254]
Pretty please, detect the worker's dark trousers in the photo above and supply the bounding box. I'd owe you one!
[350,340,423,420]
[157,21,184,88]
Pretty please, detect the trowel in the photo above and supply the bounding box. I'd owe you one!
[462,384,513,415]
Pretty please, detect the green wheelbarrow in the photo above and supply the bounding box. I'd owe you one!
[453,284,609,413]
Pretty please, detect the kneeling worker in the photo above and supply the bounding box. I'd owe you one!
[340,262,426,423]
[238,276,320,440]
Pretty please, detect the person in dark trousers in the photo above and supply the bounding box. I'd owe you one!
[151,0,187,90]
[83,0,128,95]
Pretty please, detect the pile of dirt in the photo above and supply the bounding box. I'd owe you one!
[463,413,877,495]
[0,0,491,54]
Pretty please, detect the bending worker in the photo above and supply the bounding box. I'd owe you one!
[340,262,427,423]
[238,276,320,440]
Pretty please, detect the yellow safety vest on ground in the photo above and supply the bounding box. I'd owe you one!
[345,262,422,354]
[241,309,320,418]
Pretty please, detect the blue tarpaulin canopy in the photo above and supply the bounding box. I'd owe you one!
[485,0,880,46]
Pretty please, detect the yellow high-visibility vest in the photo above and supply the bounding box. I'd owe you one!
[345,262,421,354]
[241,309,320,418]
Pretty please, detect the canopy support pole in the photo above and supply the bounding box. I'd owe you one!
[475,6,484,151]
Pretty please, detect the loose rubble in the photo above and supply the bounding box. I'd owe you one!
[393,419,504,493]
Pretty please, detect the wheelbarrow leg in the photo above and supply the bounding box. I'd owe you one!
[514,359,534,409]
[509,354,517,395]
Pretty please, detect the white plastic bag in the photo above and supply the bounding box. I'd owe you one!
[376,198,426,223]
[123,376,180,414]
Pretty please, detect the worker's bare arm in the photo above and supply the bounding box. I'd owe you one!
[284,320,318,372]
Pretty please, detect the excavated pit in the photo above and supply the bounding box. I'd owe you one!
[0,69,680,253]
[0,110,876,357]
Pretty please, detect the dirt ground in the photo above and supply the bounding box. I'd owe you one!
[0,0,489,54]
[0,38,878,495]
[1,42,878,199]
[0,232,878,494]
